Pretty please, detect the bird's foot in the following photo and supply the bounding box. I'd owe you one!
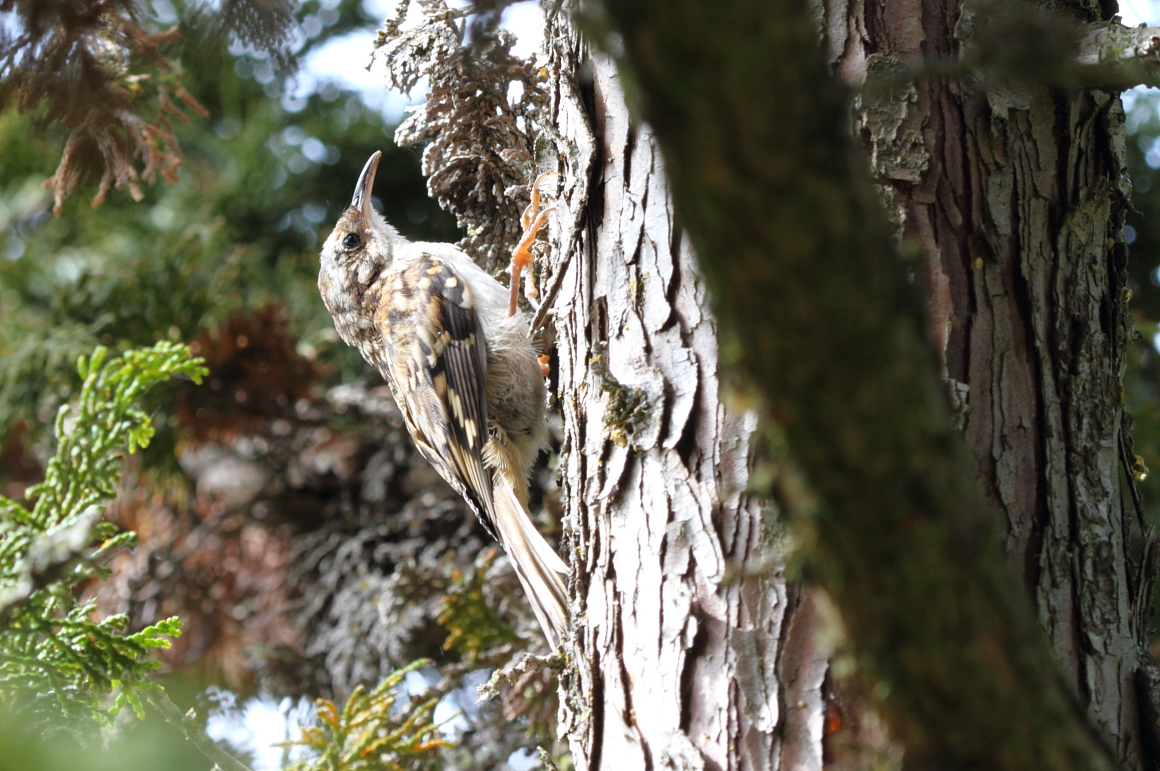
[508,172,559,317]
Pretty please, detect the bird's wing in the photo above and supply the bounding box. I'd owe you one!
[378,251,498,537]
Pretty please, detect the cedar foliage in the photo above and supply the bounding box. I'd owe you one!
[281,660,446,771]
[379,0,551,271]
[0,0,292,215]
[0,342,204,726]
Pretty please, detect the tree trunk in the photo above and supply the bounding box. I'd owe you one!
[822,0,1153,763]
[541,12,845,771]
[540,0,1155,769]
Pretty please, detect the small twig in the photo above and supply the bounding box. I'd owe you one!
[538,745,562,771]
[477,650,568,703]
[427,641,521,696]
[145,690,256,771]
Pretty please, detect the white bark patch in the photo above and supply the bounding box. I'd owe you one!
[543,24,813,770]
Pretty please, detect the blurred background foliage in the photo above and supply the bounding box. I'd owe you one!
[1122,84,1160,629]
[0,0,563,769]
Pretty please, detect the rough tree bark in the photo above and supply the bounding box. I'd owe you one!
[822,0,1156,764]
[535,0,1159,769]
[540,11,831,771]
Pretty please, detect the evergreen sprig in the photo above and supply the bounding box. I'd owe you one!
[0,342,206,725]
[0,0,294,215]
[437,549,520,662]
[282,659,448,771]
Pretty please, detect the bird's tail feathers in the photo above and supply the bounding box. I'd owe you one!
[493,480,568,648]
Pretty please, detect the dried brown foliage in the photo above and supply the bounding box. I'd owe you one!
[0,0,293,215]
[0,421,42,504]
[94,467,301,690]
[176,304,323,444]
[88,306,319,689]
[375,0,552,271]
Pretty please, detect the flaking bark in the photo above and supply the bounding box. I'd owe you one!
[578,0,1140,768]
[824,0,1154,763]
[540,12,824,771]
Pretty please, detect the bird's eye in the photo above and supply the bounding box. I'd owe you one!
[342,232,363,250]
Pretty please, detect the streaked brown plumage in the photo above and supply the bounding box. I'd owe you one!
[317,152,567,647]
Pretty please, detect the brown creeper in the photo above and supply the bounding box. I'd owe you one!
[317,152,567,647]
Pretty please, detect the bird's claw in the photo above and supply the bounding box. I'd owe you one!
[509,172,559,317]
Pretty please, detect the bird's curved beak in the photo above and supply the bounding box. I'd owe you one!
[351,151,382,221]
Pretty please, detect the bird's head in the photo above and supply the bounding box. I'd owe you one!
[318,151,402,299]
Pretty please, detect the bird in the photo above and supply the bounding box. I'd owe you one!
[317,151,568,648]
